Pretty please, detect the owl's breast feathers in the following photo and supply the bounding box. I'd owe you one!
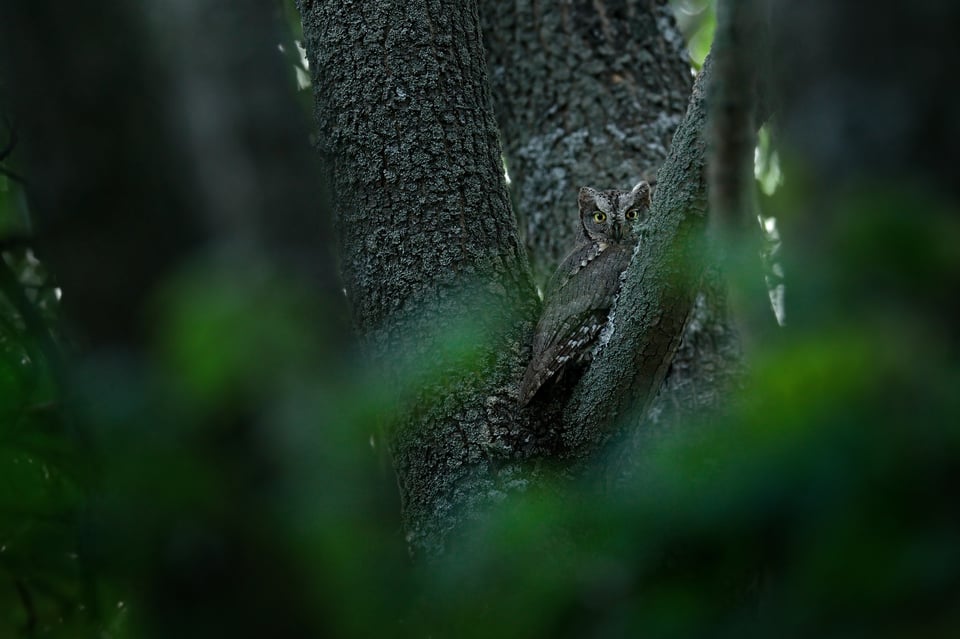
[519,241,636,406]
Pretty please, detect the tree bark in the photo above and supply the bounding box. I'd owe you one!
[299,0,541,555]
[701,0,780,358]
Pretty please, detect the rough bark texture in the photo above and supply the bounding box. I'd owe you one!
[299,0,540,555]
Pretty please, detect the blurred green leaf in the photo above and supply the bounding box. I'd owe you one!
[672,0,716,68]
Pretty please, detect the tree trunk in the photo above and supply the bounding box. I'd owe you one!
[299,0,542,555]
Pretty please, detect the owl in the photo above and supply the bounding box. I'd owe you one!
[519,181,651,406]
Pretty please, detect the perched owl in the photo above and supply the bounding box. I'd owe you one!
[519,182,651,406]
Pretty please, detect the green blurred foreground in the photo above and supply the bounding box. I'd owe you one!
[2,174,959,637]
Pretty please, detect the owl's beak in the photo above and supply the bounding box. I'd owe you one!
[612,222,623,241]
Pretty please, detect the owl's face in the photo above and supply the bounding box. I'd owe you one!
[578,182,651,244]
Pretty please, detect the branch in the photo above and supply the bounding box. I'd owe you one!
[562,57,715,450]
[707,0,778,349]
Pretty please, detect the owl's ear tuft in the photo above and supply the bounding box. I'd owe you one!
[578,187,599,212]
[629,181,652,208]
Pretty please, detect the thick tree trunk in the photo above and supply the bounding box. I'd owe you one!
[299,0,541,555]
[298,0,751,555]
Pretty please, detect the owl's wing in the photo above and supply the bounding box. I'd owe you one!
[542,241,605,299]
[520,244,635,405]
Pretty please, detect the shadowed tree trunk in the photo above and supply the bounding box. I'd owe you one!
[299,0,542,555]
[0,1,337,346]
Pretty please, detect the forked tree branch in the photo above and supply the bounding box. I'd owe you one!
[562,57,715,450]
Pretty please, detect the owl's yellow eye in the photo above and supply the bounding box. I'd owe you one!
[593,211,606,223]
[625,209,639,220]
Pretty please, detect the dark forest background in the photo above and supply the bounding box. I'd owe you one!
[1,1,959,637]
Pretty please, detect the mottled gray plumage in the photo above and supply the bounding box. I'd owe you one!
[519,182,651,406]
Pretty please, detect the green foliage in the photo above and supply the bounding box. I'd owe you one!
[415,317,960,638]
[7,187,955,637]
[0,268,98,636]
[2,119,111,636]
